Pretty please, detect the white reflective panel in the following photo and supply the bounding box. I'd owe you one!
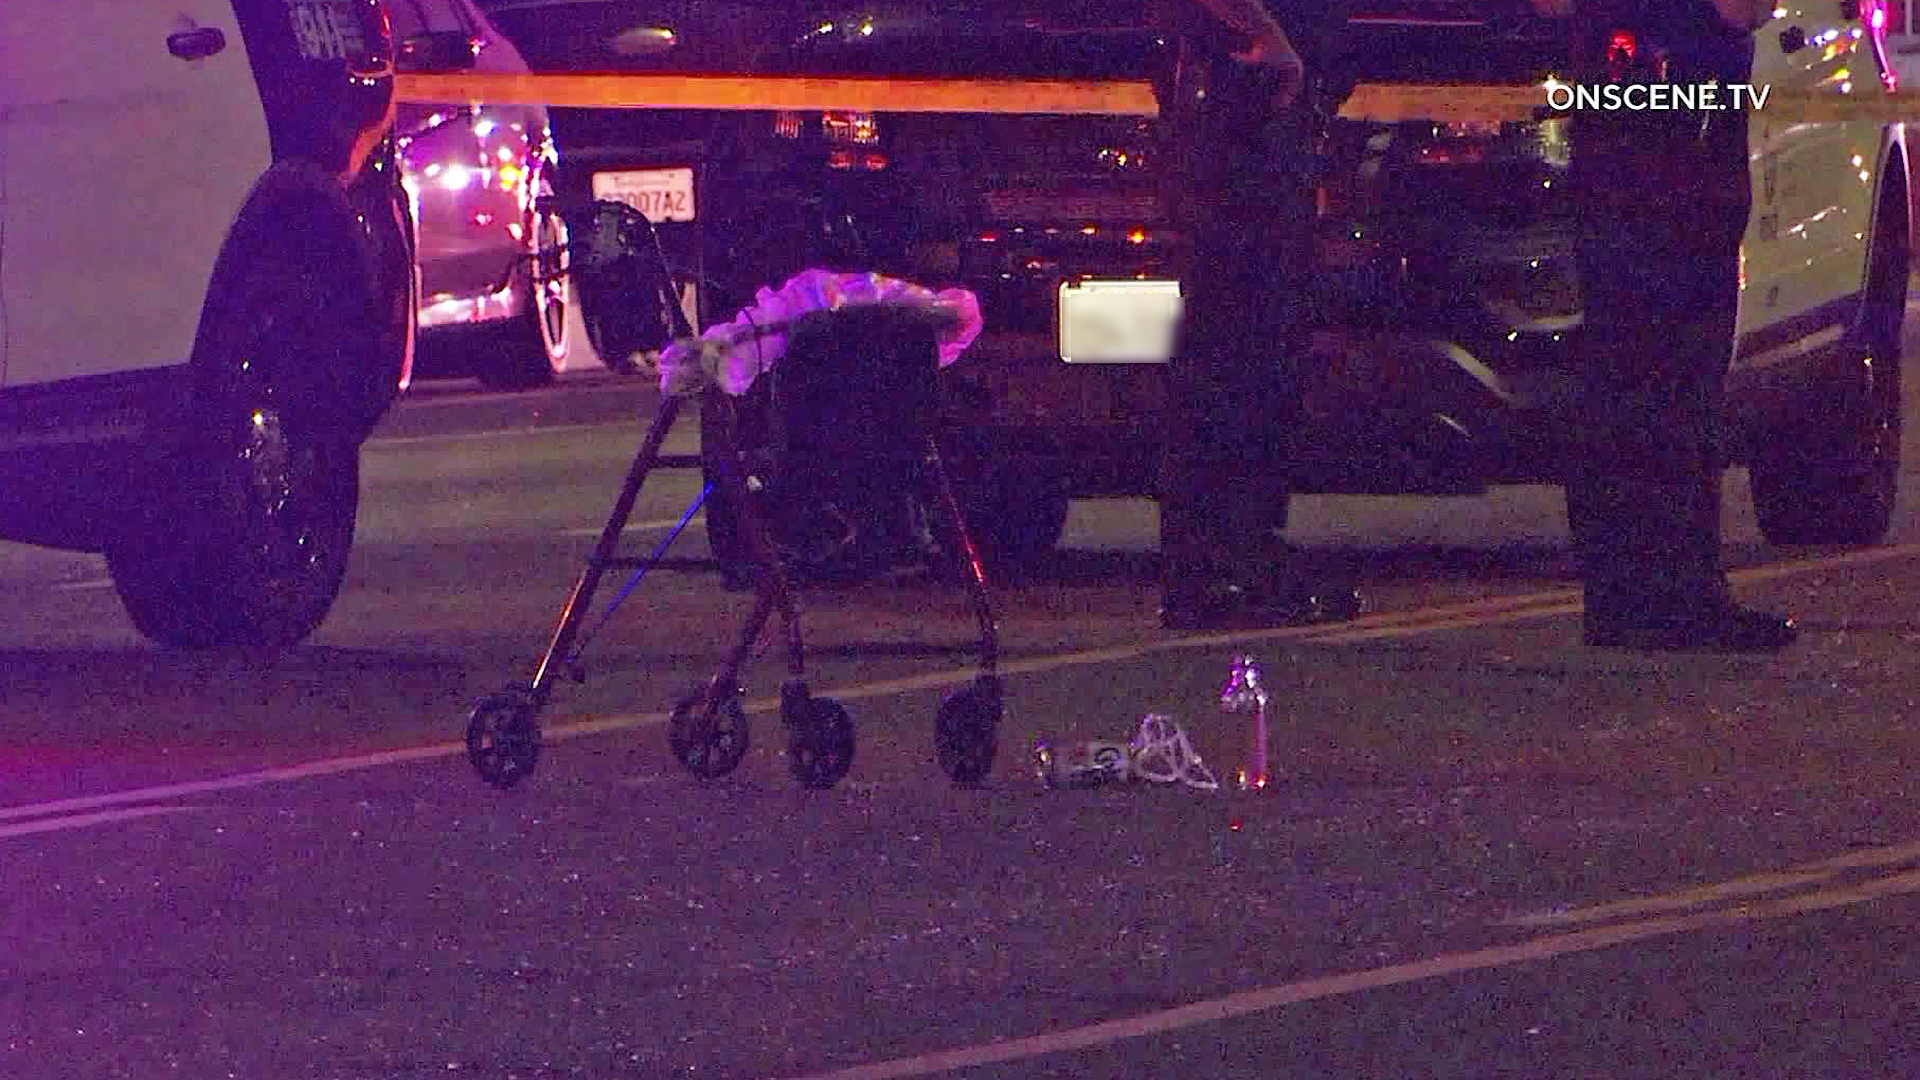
[1059,280,1181,364]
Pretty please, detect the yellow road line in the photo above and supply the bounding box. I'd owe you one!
[1507,837,1920,928]
[0,804,205,839]
[6,542,1919,825]
[531,542,1920,758]
[1507,868,1843,928]
[769,862,1920,1080]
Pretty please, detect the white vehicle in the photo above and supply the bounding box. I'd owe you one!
[1727,1,1907,542]
[395,0,575,390]
[0,0,465,647]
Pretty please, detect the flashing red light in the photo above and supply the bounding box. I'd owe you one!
[1608,30,1636,63]
[861,152,888,170]
[826,148,855,169]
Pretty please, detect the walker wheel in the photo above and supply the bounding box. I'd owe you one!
[667,688,751,779]
[934,677,1001,785]
[786,697,855,789]
[467,687,541,789]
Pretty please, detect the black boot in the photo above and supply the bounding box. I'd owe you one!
[1575,477,1795,651]
[1583,598,1797,651]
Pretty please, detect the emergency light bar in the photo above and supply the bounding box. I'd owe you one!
[395,73,1920,123]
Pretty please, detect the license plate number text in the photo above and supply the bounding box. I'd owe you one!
[591,167,696,222]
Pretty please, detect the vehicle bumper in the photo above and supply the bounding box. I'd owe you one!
[963,324,1585,498]
[416,275,528,331]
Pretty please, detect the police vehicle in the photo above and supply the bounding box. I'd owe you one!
[0,0,468,646]
[1308,0,1908,550]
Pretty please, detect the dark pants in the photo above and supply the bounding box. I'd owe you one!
[1567,132,1746,623]
[1156,55,1317,588]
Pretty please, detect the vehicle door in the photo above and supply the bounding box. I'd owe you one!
[0,52,10,386]
[0,0,272,387]
[1737,0,1881,371]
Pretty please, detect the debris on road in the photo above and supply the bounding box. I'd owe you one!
[1034,714,1220,791]
[1221,653,1272,791]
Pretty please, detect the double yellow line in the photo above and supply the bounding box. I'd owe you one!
[775,839,1920,1080]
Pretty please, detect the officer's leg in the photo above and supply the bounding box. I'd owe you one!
[1572,241,1792,648]
[1160,196,1245,595]
[1160,160,1349,625]
[1210,172,1358,607]
[1157,98,1233,595]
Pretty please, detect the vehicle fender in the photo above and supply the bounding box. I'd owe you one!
[186,157,408,445]
[1858,124,1910,327]
[351,144,419,395]
[1870,123,1910,275]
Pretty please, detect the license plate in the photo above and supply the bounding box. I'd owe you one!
[591,167,695,222]
[1058,280,1181,363]
[284,0,366,61]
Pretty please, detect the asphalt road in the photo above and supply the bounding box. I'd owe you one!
[3,342,1918,1077]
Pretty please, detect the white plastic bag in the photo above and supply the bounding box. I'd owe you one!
[1128,714,1220,791]
[657,268,984,397]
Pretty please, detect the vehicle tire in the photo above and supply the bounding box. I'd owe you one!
[107,402,359,649]
[927,431,1071,578]
[477,176,570,391]
[107,167,374,648]
[1751,169,1907,546]
[578,246,685,380]
[700,389,759,588]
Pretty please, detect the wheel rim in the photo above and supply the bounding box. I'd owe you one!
[230,407,352,617]
[1858,199,1907,505]
[936,689,998,783]
[468,693,539,787]
[671,695,750,779]
[791,702,854,788]
[533,190,570,364]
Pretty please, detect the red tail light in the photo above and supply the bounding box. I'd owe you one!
[1605,29,1638,80]
[822,111,879,145]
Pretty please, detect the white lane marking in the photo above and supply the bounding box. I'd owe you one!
[4,541,1918,826]
[0,804,205,840]
[560,513,705,536]
[366,421,697,452]
[51,578,116,592]
[765,863,1920,1080]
